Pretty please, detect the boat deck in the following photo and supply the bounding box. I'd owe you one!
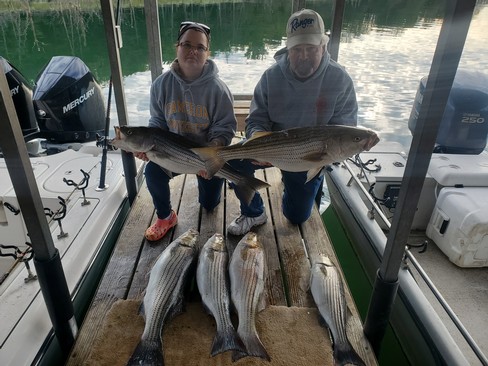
[67,163,377,365]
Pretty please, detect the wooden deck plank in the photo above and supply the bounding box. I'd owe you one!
[69,163,376,366]
[265,168,314,307]
[67,180,154,365]
[126,174,186,300]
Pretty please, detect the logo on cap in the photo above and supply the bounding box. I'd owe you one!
[290,18,315,33]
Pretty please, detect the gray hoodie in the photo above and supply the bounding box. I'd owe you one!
[149,58,236,146]
[245,48,358,138]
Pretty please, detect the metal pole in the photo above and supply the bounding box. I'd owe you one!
[291,0,306,13]
[363,0,477,356]
[329,0,345,61]
[144,0,163,81]
[100,0,138,203]
[0,64,77,356]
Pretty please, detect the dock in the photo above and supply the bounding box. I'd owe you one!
[66,100,377,366]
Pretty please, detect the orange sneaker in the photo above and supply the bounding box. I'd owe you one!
[145,211,178,241]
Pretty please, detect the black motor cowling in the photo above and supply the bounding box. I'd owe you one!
[33,56,106,143]
[0,56,39,137]
[408,69,488,154]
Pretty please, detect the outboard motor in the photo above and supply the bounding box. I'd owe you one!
[33,56,106,143]
[408,69,488,154]
[0,56,38,138]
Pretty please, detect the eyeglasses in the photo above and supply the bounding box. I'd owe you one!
[179,21,211,38]
[178,42,208,54]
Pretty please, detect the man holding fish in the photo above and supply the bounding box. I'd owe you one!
[211,9,360,235]
[132,21,237,241]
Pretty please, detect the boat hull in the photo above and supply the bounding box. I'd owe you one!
[324,162,470,366]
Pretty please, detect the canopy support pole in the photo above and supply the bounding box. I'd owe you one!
[363,0,477,358]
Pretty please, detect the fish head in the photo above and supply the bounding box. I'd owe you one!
[177,228,200,248]
[234,232,261,259]
[241,231,259,249]
[362,128,380,151]
[108,126,156,152]
[205,233,226,252]
[334,126,380,160]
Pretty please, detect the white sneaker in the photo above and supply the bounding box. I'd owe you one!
[227,212,267,236]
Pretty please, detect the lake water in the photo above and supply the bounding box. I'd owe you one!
[2,0,488,151]
[112,2,488,152]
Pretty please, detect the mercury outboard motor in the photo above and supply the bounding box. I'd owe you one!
[408,69,488,154]
[0,56,39,138]
[33,56,105,143]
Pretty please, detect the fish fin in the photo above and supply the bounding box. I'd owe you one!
[257,291,267,313]
[317,314,328,328]
[234,333,270,361]
[233,172,270,191]
[138,301,145,317]
[201,301,213,316]
[210,326,246,357]
[303,151,328,162]
[191,147,226,178]
[305,167,324,183]
[232,174,270,206]
[244,131,273,142]
[126,339,164,366]
[333,341,366,366]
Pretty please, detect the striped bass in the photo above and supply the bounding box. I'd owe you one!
[229,232,270,362]
[126,229,199,366]
[109,126,270,205]
[191,125,380,183]
[310,256,366,366]
[196,233,246,356]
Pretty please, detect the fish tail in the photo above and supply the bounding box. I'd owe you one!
[333,341,366,366]
[233,334,270,362]
[233,175,270,205]
[210,326,246,357]
[126,339,164,366]
[191,147,226,178]
[231,350,248,362]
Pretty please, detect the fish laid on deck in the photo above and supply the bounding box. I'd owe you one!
[196,233,246,356]
[191,125,380,183]
[229,232,270,362]
[109,126,270,205]
[310,256,366,366]
[126,229,199,366]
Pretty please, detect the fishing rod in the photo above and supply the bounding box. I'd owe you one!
[98,0,122,191]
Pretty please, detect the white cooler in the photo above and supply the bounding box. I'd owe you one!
[427,187,488,267]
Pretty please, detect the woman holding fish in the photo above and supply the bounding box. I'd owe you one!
[213,9,359,235]
[133,21,237,241]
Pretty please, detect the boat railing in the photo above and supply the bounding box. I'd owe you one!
[341,158,488,365]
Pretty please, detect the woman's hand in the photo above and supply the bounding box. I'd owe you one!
[133,151,149,161]
[197,169,211,179]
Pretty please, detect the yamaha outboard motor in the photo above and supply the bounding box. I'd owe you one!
[0,56,38,138]
[33,56,105,143]
[408,69,488,154]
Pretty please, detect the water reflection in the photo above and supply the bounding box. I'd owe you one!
[0,0,461,82]
[1,0,488,151]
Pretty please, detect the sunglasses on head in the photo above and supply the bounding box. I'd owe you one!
[179,21,211,38]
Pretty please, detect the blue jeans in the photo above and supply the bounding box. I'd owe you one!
[228,160,324,225]
[145,161,224,219]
